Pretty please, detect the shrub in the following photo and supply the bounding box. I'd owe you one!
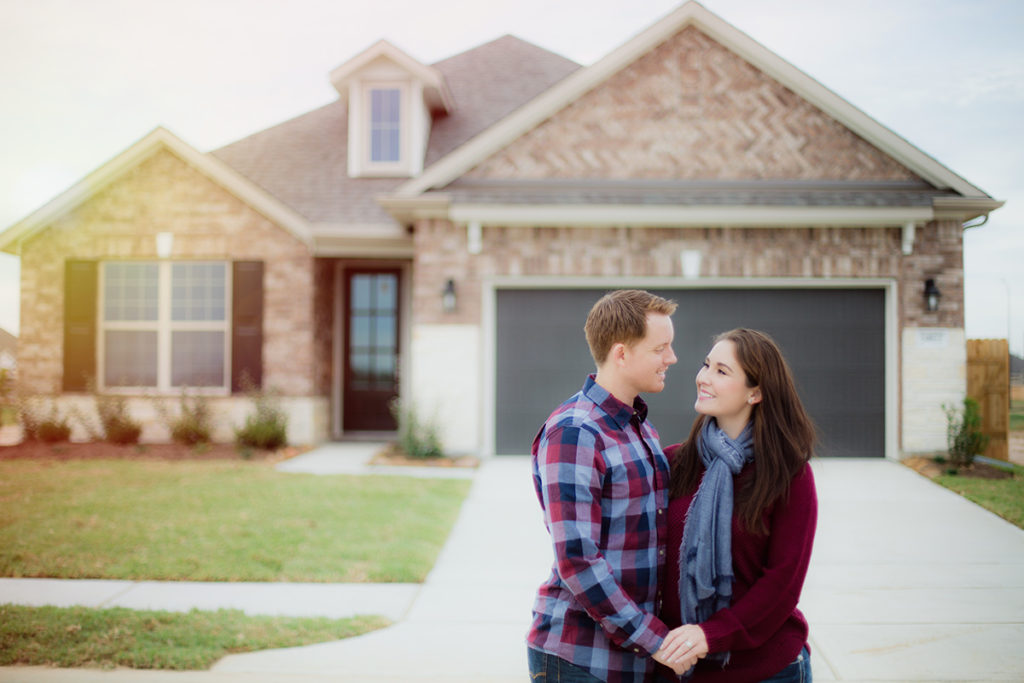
[389,399,443,459]
[97,395,143,445]
[19,396,71,443]
[156,391,212,447]
[235,388,288,451]
[944,397,989,469]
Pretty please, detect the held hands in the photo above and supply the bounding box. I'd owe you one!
[653,624,709,676]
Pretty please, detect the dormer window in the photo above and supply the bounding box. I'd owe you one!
[332,40,454,179]
[370,88,401,163]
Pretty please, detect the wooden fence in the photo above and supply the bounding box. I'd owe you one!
[967,338,1009,461]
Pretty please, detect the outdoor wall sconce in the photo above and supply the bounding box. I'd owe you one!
[442,279,457,313]
[924,278,941,313]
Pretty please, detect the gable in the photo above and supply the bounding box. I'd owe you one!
[464,26,919,183]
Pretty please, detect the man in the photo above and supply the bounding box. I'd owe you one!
[527,289,695,682]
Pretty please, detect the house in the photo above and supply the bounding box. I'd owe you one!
[0,2,1003,458]
[0,327,15,381]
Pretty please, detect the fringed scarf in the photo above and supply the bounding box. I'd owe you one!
[678,417,754,672]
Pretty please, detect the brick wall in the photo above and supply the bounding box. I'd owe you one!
[412,219,962,330]
[17,147,317,397]
[467,26,920,182]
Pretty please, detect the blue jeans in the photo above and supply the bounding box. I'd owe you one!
[527,648,602,682]
[761,646,812,683]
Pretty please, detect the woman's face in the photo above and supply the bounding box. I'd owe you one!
[694,339,760,428]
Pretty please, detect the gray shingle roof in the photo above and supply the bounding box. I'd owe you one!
[211,35,580,225]
[440,178,955,207]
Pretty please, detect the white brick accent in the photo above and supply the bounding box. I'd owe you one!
[409,324,480,455]
[901,327,966,454]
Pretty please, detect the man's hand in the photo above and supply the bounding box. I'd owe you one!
[653,624,709,674]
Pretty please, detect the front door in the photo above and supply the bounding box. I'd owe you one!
[342,269,400,432]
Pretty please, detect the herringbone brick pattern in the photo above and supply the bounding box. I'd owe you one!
[467,26,918,182]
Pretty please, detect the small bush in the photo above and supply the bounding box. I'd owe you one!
[944,397,989,470]
[234,383,288,451]
[390,399,443,459]
[160,392,212,447]
[96,395,142,445]
[19,397,71,443]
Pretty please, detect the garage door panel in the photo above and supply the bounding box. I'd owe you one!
[495,288,885,458]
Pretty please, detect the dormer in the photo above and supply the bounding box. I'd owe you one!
[331,40,454,178]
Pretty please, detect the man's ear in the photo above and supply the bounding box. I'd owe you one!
[610,342,628,367]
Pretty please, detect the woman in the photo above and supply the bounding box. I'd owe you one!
[658,328,818,682]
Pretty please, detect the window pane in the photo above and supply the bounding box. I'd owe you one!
[351,315,371,348]
[171,331,225,387]
[352,276,371,310]
[376,275,396,311]
[370,88,400,162]
[104,263,158,321]
[172,263,226,321]
[104,330,157,386]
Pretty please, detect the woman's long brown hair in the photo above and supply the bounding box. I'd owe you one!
[668,328,816,534]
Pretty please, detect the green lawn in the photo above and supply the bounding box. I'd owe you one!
[935,463,1024,530]
[0,459,471,582]
[1011,399,1024,431]
[0,604,389,670]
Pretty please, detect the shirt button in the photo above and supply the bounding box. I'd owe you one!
[657,509,663,515]
[659,549,665,556]
[634,648,641,654]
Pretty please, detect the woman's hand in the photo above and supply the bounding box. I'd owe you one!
[654,624,709,674]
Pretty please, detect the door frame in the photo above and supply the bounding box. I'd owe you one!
[332,260,412,439]
[481,276,898,459]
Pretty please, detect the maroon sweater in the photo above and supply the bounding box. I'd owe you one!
[660,446,817,682]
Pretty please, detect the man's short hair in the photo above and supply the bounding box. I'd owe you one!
[584,289,677,365]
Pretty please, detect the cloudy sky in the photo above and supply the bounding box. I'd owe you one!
[1,0,1021,353]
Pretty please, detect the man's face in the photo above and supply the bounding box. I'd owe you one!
[621,312,677,395]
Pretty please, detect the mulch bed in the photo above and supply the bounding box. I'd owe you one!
[368,443,479,468]
[0,440,306,463]
[903,455,1016,480]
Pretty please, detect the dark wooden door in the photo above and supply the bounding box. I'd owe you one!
[343,269,400,432]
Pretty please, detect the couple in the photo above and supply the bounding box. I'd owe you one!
[527,290,818,683]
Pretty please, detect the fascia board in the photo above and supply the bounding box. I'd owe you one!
[330,40,453,111]
[397,0,988,199]
[448,203,935,228]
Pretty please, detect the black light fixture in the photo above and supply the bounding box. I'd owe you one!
[924,278,941,313]
[441,279,457,313]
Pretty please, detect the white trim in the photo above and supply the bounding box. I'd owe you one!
[329,39,453,112]
[396,1,988,199]
[450,204,934,228]
[480,276,897,459]
[0,127,313,254]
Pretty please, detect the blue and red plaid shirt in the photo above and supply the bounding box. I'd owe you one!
[528,374,671,683]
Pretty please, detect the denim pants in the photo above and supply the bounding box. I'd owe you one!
[527,647,603,682]
[761,646,812,683]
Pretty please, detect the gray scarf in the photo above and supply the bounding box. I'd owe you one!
[678,417,754,669]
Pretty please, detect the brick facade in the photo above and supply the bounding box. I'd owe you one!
[17,148,318,398]
[412,218,962,329]
[467,26,920,182]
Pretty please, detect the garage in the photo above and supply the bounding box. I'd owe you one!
[495,287,885,457]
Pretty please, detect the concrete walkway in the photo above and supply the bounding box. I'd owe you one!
[2,451,1024,681]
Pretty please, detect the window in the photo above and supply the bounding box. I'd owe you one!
[370,88,401,163]
[101,261,229,391]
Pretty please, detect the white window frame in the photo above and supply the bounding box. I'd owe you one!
[98,260,232,395]
[360,81,410,175]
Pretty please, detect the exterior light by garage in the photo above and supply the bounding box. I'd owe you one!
[924,278,941,313]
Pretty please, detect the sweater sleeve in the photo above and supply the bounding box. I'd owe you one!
[535,423,669,655]
[699,463,818,653]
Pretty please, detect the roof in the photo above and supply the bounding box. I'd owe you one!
[0,128,312,254]
[212,35,580,227]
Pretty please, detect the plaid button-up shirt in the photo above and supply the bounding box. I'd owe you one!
[527,375,670,683]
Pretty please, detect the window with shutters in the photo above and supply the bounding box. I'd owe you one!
[99,261,230,392]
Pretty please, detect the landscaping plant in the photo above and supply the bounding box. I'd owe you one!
[944,397,989,470]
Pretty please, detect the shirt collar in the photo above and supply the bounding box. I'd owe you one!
[583,374,650,430]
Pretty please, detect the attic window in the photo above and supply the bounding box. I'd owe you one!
[370,88,401,163]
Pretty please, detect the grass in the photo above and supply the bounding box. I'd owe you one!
[934,462,1024,530]
[0,459,471,582]
[0,604,389,670]
[1011,399,1024,431]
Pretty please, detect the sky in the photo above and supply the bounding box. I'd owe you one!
[1,0,1022,354]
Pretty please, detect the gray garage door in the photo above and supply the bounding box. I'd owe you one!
[495,287,884,457]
